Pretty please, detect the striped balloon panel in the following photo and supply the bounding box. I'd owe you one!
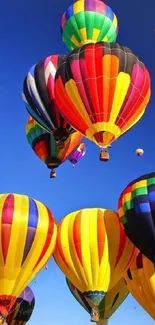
[61,0,118,51]
[66,277,128,320]
[26,116,83,165]
[53,208,137,293]
[54,42,151,148]
[124,252,155,320]
[23,55,75,139]
[118,172,155,263]
[0,193,57,298]
[7,287,35,325]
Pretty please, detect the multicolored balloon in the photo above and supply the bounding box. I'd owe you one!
[53,208,137,321]
[136,148,144,156]
[66,277,128,324]
[68,143,86,167]
[0,193,57,320]
[23,54,75,143]
[124,252,155,320]
[54,42,151,157]
[118,172,155,263]
[61,0,118,51]
[7,287,35,325]
[26,116,83,178]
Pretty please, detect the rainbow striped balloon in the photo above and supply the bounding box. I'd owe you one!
[0,193,57,317]
[26,116,83,169]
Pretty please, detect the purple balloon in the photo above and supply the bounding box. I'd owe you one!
[68,143,86,167]
[17,287,34,304]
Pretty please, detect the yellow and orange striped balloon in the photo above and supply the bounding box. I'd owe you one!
[53,208,137,311]
[124,252,155,320]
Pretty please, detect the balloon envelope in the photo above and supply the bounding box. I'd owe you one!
[54,42,151,149]
[0,193,57,317]
[124,252,155,320]
[53,208,136,317]
[136,148,144,156]
[61,0,118,50]
[26,116,83,174]
[68,143,86,166]
[23,54,75,142]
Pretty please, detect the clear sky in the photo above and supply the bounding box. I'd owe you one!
[0,0,155,324]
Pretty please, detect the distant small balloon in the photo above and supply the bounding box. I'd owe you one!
[136,148,144,156]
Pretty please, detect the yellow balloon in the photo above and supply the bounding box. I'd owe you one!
[54,208,137,320]
[0,193,57,318]
[124,252,155,320]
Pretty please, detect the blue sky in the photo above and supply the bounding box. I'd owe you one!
[0,0,155,324]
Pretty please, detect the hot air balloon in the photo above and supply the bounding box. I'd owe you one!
[7,287,35,325]
[136,148,144,156]
[22,54,75,143]
[26,116,83,178]
[54,42,151,160]
[53,208,137,322]
[66,277,128,324]
[118,172,155,263]
[0,193,57,321]
[124,252,155,320]
[68,143,86,167]
[61,0,118,51]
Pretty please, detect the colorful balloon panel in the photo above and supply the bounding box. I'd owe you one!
[118,172,155,263]
[124,252,155,320]
[53,208,136,302]
[54,42,151,148]
[0,193,57,315]
[26,116,83,168]
[66,277,128,321]
[61,0,118,50]
[23,54,75,142]
[7,287,35,325]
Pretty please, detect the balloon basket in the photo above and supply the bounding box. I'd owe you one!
[90,307,99,322]
[50,171,56,178]
[99,151,109,162]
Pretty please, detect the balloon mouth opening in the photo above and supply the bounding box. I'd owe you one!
[53,129,69,142]
[46,158,61,169]
[83,290,106,306]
